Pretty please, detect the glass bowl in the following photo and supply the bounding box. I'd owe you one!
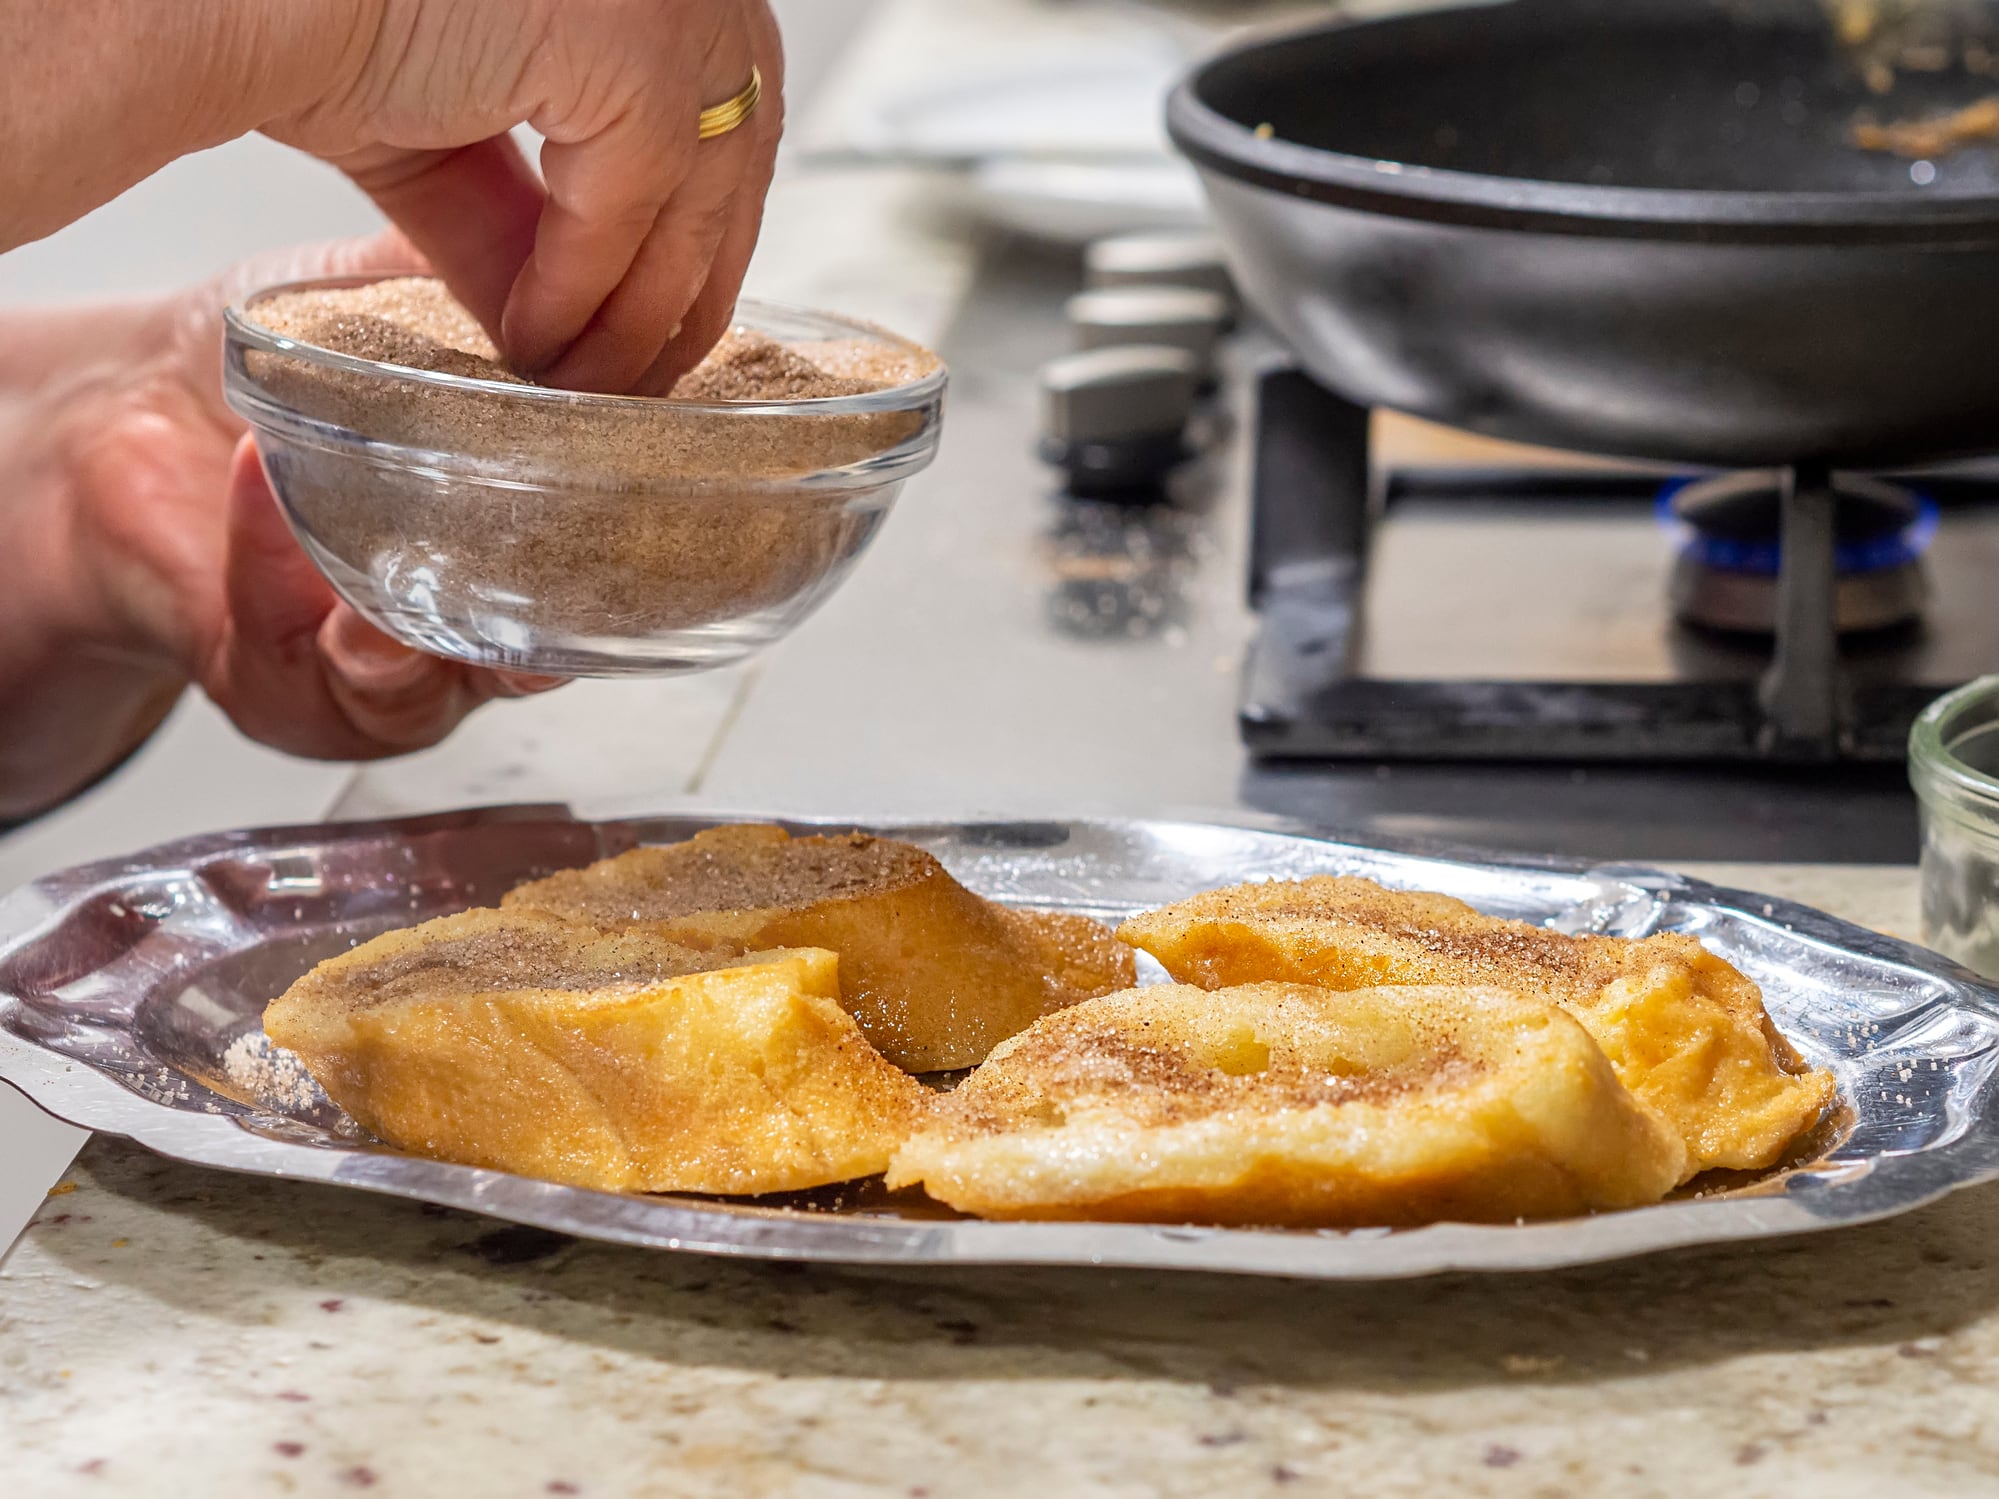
[1910,677,1999,980]
[222,279,946,676]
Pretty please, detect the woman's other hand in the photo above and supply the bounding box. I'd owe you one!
[267,0,786,394]
[0,233,563,821]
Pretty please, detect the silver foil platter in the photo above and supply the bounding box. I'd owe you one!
[3,805,1997,1279]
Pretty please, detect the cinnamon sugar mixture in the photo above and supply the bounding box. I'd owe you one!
[252,277,910,405]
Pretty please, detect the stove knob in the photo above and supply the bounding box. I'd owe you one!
[1039,345,1198,497]
[1065,286,1229,376]
[1084,230,1237,317]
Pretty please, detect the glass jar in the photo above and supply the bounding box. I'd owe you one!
[1911,677,1999,979]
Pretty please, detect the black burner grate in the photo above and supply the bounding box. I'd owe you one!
[1241,369,1998,765]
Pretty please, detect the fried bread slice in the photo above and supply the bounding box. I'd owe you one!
[886,982,1686,1224]
[263,907,924,1194]
[1117,876,1835,1178]
[503,825,1134,1071]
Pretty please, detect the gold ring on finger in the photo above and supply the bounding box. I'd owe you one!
[698,65,763,141]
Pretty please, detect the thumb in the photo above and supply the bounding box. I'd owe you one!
[191,434,343,751]
[215,434,340,670]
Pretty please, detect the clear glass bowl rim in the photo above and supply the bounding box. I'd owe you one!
[1910,676,1999,826]
[223,276,949,419]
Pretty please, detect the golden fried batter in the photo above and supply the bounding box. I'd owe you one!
[504,825,1133,1071]
[263,907,924,1194]
[887,983,1686,1225]
[1118,877,1835,1179]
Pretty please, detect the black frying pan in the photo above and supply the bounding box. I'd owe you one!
[1168,0,1999,466]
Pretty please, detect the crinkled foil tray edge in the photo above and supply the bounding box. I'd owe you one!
[3,804,1997,1280]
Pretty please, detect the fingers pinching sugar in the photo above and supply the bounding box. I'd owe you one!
[261,0,785,397]
[640,147,778,394]
[501,3,784,392]
[338,136,543,346]
[531,125,753,395]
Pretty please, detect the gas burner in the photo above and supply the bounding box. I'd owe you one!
[1664,471,1937,635]
[1238,368,1999,765]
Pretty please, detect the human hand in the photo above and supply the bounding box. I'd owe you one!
[266,0,786,395]
[0,232,563,819]
[0,0,783,398]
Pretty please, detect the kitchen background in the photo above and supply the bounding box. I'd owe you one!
[4,0,1974,1229]
[19,3,1999,1492]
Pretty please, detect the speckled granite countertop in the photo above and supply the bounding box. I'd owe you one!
[13,862,1999,1499]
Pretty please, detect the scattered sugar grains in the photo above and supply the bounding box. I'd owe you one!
[242,278,942,636]
[222,1030,326,1113]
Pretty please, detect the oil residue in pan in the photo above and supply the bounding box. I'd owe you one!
[1822,0,1999,156]
[1852,92,1999,156]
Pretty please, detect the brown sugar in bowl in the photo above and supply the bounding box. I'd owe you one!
[222,276,947,677]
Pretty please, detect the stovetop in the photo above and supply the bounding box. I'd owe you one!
[1210,292,1991,861]
[703,239,1956,865]
[1234,417,1938,861]
[1242,369,1999,768]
